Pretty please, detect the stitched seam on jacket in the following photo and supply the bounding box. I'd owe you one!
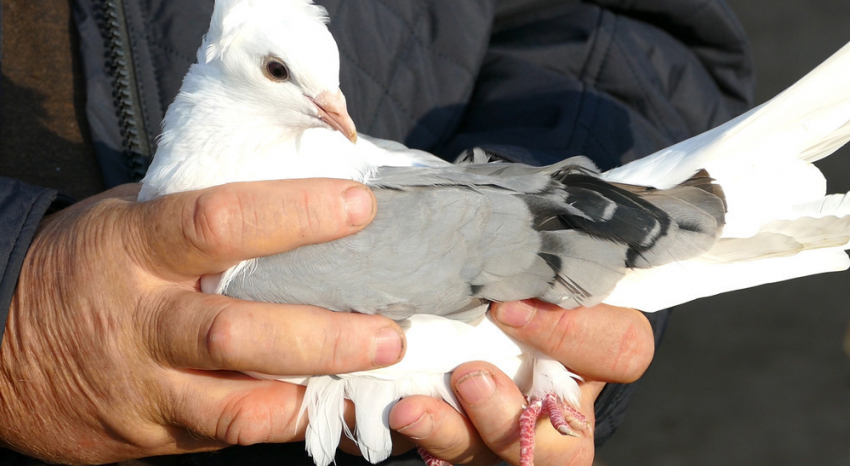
[587,9,616,89]
[685,0,716,30]
[334,40,419,135]
[327,1,414,135]
[368,0,475,140]
[578,7,607,85]
[608,33,671,141]
[712,0,748,49]
[373,0,474,72]
[147,28,196,68]
[365,28,430,136]
[577,88,612,159]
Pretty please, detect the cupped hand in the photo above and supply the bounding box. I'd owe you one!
[0,180,405,464]
[389,300,655,465]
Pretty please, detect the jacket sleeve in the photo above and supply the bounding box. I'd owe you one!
[0,178,65,345]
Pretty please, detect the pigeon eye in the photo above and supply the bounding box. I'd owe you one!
[263,58,290,82]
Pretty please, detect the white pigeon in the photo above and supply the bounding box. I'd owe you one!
[139,1,850,465]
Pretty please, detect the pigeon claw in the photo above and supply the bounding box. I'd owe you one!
[542,393,589,436]
[519,394,589,466]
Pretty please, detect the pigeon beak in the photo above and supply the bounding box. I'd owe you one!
[312,90,358,143]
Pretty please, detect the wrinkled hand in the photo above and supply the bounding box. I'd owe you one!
[0,180,406,464]
[388,300,654,466]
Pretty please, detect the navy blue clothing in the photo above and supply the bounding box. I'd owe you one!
[0,180,60,338]
[1,0,753,462]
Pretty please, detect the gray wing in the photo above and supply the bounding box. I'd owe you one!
[223,158,726,322]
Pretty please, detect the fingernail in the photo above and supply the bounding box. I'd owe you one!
[396,413,434,440]
[373,327,404,366]
[455,370,496,407]
[494,300,536,328]
[344,186,374,226]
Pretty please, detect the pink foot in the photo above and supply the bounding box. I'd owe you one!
[542,394,589,436]
[417,446,451,466]
[519,394,590,466]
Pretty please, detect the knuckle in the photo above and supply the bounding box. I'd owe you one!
[217,393,278,445]
[203,305,239,368]
[542,310,577,355]
[184,188,244,258]
[482,418,522,454]
[291,190,323,240]
[320,324,355,372]
[429,417,467,449]
[140,292,179,363]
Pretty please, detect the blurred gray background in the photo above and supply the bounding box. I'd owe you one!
[595,1,850,465]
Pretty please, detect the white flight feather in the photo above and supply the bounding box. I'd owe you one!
[603,41,850,312]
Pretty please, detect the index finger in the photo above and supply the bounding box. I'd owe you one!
[130,179,375,279]
[146,289,405,375]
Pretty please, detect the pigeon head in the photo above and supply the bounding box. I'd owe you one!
[142,0,368,201]
[199,0,357,142]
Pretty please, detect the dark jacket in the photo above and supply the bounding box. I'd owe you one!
[1,0,753,462]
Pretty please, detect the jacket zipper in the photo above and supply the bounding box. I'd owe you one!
[101,0,153,181]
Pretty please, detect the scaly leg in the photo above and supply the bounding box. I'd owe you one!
[518,397,543,466]
[519,394,590,466]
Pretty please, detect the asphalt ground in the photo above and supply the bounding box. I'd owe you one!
[595,2,850,465]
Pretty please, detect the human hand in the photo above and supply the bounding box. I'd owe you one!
[388,300,654,465]
[0,180,406,464]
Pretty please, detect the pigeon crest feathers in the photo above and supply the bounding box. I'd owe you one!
[200,0,339,98]
[203,0,330,62]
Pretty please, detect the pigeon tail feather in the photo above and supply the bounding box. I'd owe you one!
[602,41,850,312]
[303,376,346,466]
